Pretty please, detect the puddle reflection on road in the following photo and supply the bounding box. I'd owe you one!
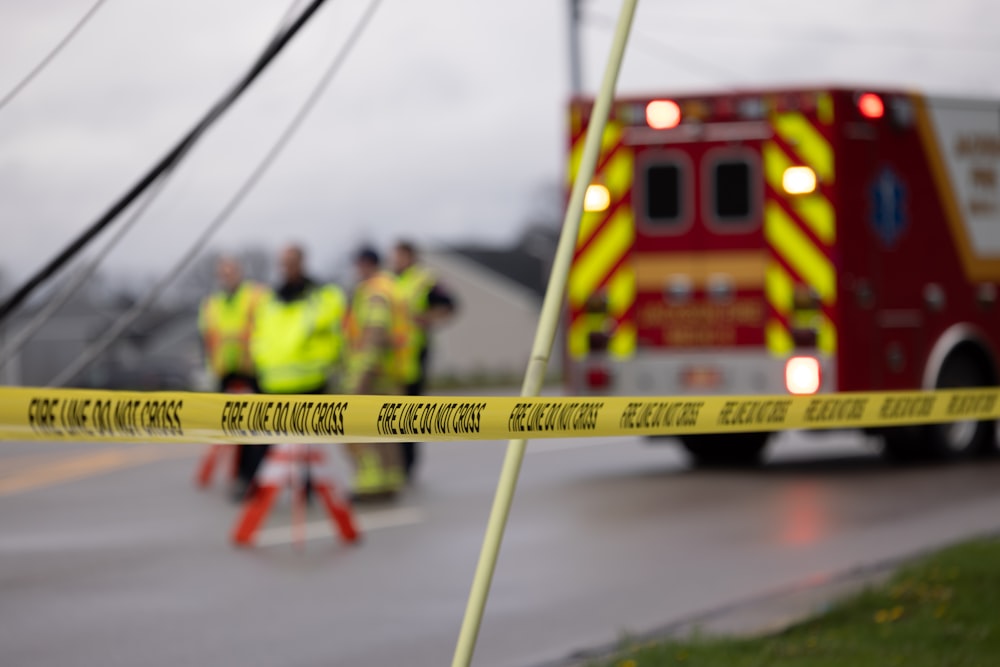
[777,482,830,547]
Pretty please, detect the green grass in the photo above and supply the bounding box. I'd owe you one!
[596,537,1000,667]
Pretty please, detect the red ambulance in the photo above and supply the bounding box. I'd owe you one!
[565,87,1000,464]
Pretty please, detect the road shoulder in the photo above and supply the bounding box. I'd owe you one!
[534,530,1000,667]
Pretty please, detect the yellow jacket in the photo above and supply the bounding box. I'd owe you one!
[198,281,266,377]
[251,282,347,393]
[344,272,415,392]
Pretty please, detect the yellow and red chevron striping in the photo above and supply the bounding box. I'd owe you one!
[567,117,637,359]
[763,109,838,356]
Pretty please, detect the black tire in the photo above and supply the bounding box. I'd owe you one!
[878,425,926,463]
[681,432,769,468]
[881,352,995,462]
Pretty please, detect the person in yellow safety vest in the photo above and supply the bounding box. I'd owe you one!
[198,257,266,391]
[343,246,415,501]
[198,257,267,498]
[243,244,346,500]
[392,240,456,482]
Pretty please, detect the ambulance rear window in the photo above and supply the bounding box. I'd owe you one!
[645,163,683,225]
[707,154,759,228]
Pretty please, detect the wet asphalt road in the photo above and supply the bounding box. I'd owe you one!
[2,430,1000,667]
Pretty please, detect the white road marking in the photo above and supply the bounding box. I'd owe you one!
[254,506,426,547]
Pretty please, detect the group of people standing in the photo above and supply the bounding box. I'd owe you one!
[198,241,456,502]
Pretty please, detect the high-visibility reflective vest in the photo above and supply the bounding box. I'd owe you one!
[395,264,437,386]
[345,272,416,389]
[395,264,436,351]
[198,282,266,377]
[251,283,347,394]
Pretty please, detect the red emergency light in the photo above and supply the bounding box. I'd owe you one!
[858,93,884,119]
[585,366,612,390]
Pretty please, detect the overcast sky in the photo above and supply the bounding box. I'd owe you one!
[1,0,998,290]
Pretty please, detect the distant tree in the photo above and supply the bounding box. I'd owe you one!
[167,245,277,307]
[238,246,271,284]
[173,250,221,306]
[524,181,564,229]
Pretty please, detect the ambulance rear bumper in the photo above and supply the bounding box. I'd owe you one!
[570,349,837,397]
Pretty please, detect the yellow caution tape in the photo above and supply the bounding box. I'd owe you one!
[0,386,997,444]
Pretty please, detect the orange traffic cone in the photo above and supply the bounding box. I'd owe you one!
[195,444,238,489]
[198,380,254,490]
[231,443,360,548]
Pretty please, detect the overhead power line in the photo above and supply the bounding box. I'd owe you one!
[50,0,386,388]
[0,0,109,113]
[0,0,330,325]
[598,6,1000,53]
[0,178,168,371]
[584,11,742,84]
[0,1,309,367]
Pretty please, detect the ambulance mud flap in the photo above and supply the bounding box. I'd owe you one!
[679,432,770,467]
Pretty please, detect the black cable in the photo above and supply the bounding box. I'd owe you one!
[620,7,1000,52]
[0,0,109,113]
[50,0,386,387]
[584,11,741,84]
[0,0,329,324]
[0,3,307,366]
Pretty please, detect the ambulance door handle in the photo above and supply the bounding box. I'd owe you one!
[707,274,734,302]
[977,283,996,309]
[665,275,693,304]
[923,283,946,312]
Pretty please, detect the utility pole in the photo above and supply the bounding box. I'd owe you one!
[568,0,583,95]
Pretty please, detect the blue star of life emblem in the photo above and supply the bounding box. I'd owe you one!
[870,166,907,247]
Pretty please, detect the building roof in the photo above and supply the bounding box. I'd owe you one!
[447,225,559,298]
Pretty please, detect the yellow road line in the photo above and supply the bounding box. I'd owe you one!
[0,453,66,473]
[0,445,196,498]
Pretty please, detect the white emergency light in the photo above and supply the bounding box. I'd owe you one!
[785,356,821,395]
[782,166,817,195]
[646,100,681,129]
[584,184,611,212]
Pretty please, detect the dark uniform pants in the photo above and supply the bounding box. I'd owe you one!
[218,374,264,484]
[240,383,329,484]
[402,346,429,478]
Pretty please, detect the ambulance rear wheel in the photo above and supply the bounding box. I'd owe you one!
[926,351,996,458]
[878,426,925,463]
[681,433,769,468]
[882,351,995,461]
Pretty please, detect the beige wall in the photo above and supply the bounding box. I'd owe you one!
[421,251,558,382]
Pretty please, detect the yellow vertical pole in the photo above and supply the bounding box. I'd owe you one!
[450,2,640,665]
